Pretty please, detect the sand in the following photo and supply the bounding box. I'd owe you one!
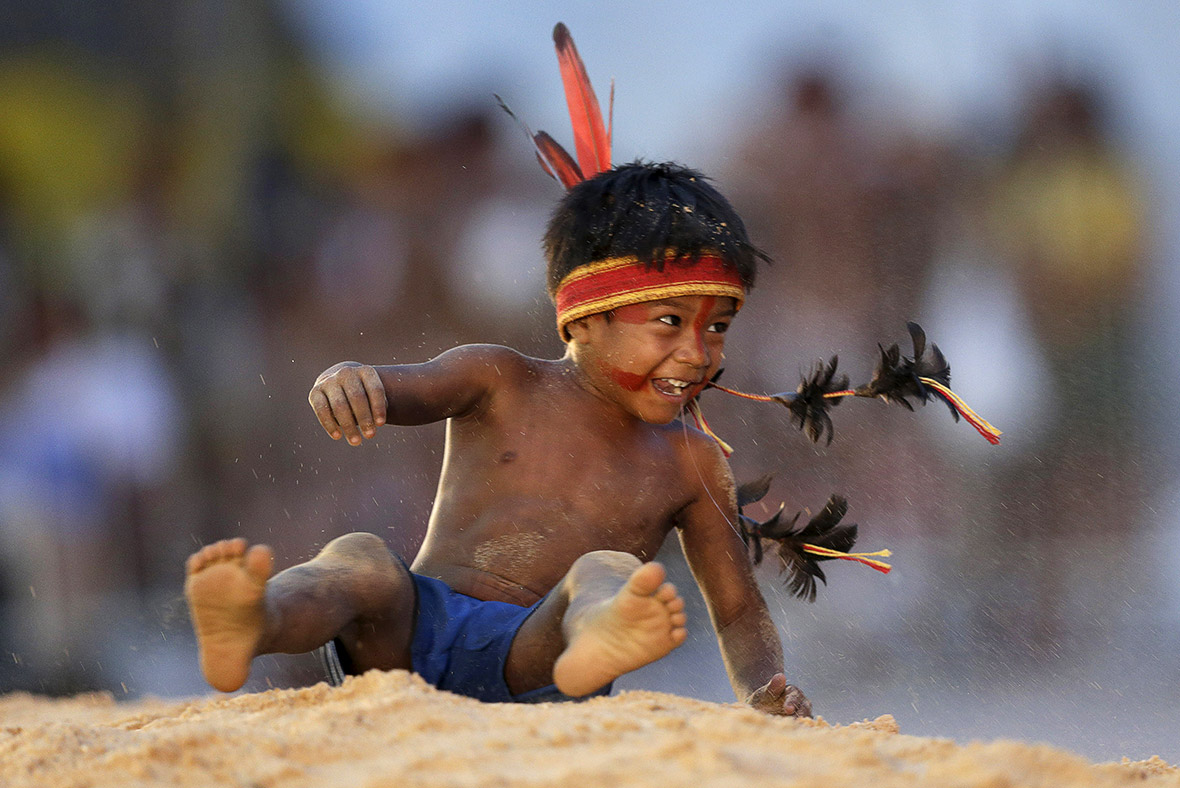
[1,670,1175,788]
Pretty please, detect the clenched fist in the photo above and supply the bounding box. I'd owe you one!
[308,362,387,445]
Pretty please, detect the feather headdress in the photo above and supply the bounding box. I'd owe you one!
[497,22,612,190]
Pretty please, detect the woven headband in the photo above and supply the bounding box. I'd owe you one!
[555,253,746,340]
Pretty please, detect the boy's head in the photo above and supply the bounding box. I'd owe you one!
[544,161,768,341]
[544,161,767,424]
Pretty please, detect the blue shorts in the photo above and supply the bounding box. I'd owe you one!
[317,572,611,703]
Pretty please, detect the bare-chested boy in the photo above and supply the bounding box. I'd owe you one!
[185,162,811,716]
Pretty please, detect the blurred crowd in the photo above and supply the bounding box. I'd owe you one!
[0,0,1168,712]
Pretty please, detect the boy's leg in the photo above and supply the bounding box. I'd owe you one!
[184,532,415,692]
[505,551,688,698]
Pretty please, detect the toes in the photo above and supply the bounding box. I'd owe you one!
[627,562,666,595]
[189,543,221,572]
[663,593,685,613]
[670,611,687,628]
[187,538,251,574]
[222,538,247,560]
[209,540,233,563]
[243,545,274,583]
[671,627,688,646]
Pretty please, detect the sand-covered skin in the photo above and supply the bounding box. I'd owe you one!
[1,671,1176,788]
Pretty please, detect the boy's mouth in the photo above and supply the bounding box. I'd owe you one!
[651,377,700,399]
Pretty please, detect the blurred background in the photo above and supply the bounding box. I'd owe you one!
[0,0,1177,763]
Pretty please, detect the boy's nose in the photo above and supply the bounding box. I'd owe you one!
[673,333,711,367]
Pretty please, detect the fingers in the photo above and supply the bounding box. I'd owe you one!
[308,365,387,445]
[360,365,387,428]
[339,372,373,444]
[748,675,812,718]
[308,388,340,439]
[781,684,812,718]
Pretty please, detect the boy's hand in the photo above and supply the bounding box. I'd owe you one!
[308,362,387,445]
[747,673,812,718]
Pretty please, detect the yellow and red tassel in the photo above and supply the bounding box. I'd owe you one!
[801,544,893,574]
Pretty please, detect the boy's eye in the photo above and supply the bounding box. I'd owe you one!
[708,321,730,334]
[657,315,681,327]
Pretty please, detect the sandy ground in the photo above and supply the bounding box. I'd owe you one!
[1,670,1176,788]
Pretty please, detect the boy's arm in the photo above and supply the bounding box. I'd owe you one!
[676,436,812,718]
[308,344,516,444]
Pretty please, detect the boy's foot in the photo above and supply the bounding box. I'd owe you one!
[184,538,274,692]
[553,562,687,697]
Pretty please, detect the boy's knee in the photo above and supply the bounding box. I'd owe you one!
[569,550,641,581]
[318,532,413,612]
[321,532,397,568]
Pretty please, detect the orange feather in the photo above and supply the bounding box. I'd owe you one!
[552,23,611,178]
[533,131,584,189]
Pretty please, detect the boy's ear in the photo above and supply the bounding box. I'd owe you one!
[564,315,598,344]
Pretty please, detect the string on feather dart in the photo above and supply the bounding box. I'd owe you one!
[737,476,891,602]
[698,322,1001,450]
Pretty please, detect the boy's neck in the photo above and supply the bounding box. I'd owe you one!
[559,348,647,427]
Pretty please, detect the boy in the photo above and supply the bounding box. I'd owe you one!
[184,162,811,716]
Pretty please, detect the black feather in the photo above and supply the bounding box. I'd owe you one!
[736,473,774,509]
[770,356,849,445]
[735,483,859,603]
[772,495,859,603]
[855,322,957,420]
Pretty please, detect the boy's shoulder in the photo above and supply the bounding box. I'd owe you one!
[647,418,738,525]
[434,343,561,391]
[662,417,735,486]
[439,343,530,367]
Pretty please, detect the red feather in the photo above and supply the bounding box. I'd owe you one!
[553,22,611,178]
[533,131,584,189]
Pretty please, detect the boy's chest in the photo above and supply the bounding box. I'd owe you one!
[455,406,696,535]
[496,433,690,520]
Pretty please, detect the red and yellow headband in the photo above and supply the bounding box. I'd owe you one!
[555,252,746,340]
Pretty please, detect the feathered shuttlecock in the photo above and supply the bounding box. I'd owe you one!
[856,322,954,417]
[736,477,889,602]
[707,322,1000,446]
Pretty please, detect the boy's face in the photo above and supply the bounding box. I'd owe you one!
[568,295,737,424]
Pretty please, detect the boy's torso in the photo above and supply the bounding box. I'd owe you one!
[410,352,705,606]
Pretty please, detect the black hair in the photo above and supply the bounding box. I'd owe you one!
[543,161,770,296]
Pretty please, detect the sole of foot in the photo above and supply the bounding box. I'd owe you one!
[553,561,687,697]
[184,538,274,693]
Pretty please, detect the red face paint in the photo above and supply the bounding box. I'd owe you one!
[593,355,647,391]
[690,296,716,359]
[609,368,647,391]
[609,303,648,325]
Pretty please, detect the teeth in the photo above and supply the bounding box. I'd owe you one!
[652,378,696,396]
